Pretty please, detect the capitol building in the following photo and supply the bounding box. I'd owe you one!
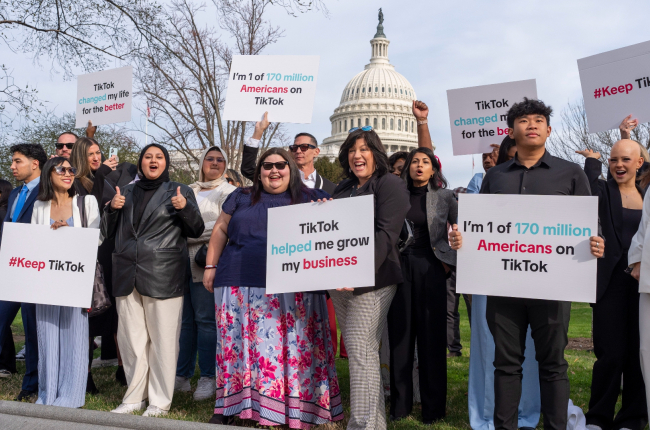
[318,15,432,161]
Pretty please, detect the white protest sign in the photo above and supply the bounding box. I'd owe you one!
[223,55,320,124]
[266,195,374,294]
[447,79,537,156]
[456,194,598,303]
[0,223,100,307]
[76,65,133,128]
[579,40,650,134]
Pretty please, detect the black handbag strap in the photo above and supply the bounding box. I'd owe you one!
[76,195,87,228]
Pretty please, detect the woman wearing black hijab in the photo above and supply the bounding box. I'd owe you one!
[101,144,204,417]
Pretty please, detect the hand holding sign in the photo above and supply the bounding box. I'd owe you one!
[252,112,271,140]
[171,186,186,210]
[111,186,125,210]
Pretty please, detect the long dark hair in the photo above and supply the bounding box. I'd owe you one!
[245,148,307,205]
[0,179,13,209]
[496,136,517,165]
[338,129,390,180]
[37,157,76,201]
[400,147,448,190]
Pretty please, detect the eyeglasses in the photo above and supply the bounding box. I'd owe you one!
[204,157,226,164]
[54,166,77,176]
[289,144,316,152]
[348,126,373,133]
[262,161,289,171]
[55,143,74,150]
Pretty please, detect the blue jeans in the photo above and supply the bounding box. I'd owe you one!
[0,300,38,392]
[176,262,216,378]
[468,295,541,430]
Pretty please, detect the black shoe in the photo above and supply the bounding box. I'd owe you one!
[15,390,37,402]
[446,351,462,358]
[208,414,235,425]
[86,372,99,395]
[115,365,127,387]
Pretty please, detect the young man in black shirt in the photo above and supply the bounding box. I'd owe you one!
[449,98,605,430]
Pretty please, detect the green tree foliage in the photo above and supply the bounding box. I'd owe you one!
[0,110,140,185]
[314,157,343,185]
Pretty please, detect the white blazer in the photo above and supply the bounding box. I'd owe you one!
[629,186,650,293]
[31,195,101,230]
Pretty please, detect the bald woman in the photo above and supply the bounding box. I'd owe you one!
[578,140,647,430]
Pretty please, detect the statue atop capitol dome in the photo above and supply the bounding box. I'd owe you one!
[318,12,432,162]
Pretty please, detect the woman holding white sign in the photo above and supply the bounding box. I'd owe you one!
[328,127,410,430]
[386,146,456,424]
[102,144,204,417]
[202,148,343,428]
[31,157,100,408]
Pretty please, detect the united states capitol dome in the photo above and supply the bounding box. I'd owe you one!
[319,12,431,161]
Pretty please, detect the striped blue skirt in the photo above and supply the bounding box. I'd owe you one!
[35,304,88,408]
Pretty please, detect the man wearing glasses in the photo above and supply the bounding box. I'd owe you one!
[55,132,77,159]
[240,112,336,194]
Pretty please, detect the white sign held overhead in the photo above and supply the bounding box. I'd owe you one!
[76,66,133,128]
[266,195,375,294]
[456,194,598,303]
[223,55,320,124]
[447,79,537,156]
[0,223,100,308]
[578,40,650,134]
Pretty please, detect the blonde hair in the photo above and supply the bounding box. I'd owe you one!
[639,143,650,163]
[70,137,99,193]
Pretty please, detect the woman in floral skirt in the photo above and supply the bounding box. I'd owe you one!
[202,147,343,428]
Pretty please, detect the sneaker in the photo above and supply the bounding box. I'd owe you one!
[15,390,37,402]
[111,401,146,414]
[193,377,215,401]
[15,346,25,361]
[0,369,11,378]
[174,376,191,392]
[142,405,168,417]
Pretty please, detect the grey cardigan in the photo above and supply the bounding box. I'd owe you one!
[424,183,458,266]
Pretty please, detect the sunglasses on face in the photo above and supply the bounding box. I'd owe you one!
[205,157,226,164]
[262,161,289,171]
[54,166,77,176]
[289,144,316,152]
[348,126,373,133]
[55,143,74,150]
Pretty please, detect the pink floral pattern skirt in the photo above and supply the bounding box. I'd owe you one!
[214,286,343,429]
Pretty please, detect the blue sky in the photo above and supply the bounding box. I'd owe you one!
[3,0,650,187]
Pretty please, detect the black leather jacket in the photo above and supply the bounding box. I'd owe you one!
[101,181,205,299]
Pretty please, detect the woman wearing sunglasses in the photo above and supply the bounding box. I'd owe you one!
[202,148,343,427]
[328,127,410,430]
[174,146,236,401]
[30,157,100,408]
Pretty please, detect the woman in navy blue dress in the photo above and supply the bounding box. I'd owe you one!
[202,148,343,428]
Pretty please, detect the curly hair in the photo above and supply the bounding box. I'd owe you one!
[10,144,47,170]
[400,147,448,190]
[506,97,552,128]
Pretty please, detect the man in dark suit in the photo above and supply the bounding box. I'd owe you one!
[0,143,47,401]
[240,112,336,195]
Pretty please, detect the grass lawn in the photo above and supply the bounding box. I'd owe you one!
[0,301,604,429]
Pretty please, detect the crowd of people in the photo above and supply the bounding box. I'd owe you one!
[0,97,649,430]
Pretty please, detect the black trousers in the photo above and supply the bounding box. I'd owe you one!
[586,258,648,430]
[446,270,472,354]
[387,248,447,422]
[0,325,16,373]
[486,296,571,430]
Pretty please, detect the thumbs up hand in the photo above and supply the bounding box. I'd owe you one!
[110,186,126,210]
[171,186,187,210]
